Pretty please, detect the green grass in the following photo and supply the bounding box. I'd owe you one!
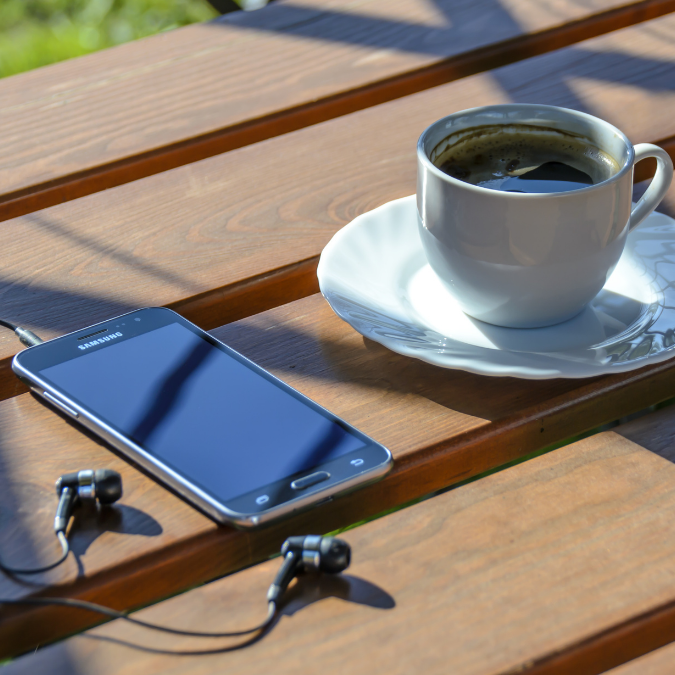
[0,0,219,79]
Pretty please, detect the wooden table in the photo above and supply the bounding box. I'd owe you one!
[3,0,675,671]
[8,400,675,675]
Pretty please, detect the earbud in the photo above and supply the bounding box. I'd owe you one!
[267,535,351,604]
[0,469,123,576]
[53,469,122,534]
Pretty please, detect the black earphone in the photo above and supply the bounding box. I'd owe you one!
[268,535,351,603]
[0,470,352,654]
[0,468,123,576]
[53,469,123,534]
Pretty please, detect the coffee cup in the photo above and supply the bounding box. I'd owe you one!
[417,104,674,328]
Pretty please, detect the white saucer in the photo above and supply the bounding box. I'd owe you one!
[317,195,675,379]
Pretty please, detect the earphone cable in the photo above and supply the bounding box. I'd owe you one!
[0,319,19,332]
[0,531,69,576]
[0,319,43,348]
[0,595,277,638]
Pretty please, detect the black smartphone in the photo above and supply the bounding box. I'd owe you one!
[12,308,392,527]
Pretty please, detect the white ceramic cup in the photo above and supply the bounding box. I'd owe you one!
[417,104,674,328]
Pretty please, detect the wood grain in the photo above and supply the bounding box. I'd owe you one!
[3,14,675,403]
[9,411,675,674]
[2,0,673,219]
[2,13,675,655]
[4,291,675,657]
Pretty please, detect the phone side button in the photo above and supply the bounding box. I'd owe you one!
[291,471,331,491]
[42,391,79,419]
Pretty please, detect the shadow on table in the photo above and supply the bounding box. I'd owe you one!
[215,0,523,57]
[22,393,165,559]
[21,212,201,297]
[213,0,675,124]
[75,571,394,656]
[215,318,588,424]
[68,503,162,558]
[0,206,204,338]
[0,388,162,597]
[281,571,396,613]
[0,276,138,335]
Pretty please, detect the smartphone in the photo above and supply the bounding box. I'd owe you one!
[12,308,392,528]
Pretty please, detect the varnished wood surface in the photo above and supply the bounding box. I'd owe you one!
[2,0,673,220]
[9,408,675,675]
[5,293,675,657]
[2,14,675,404]
[606,642,675,672]
[2,3,675,662]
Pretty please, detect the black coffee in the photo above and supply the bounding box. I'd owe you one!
[432,124,619,194]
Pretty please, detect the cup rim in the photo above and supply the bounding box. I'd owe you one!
[417,103,634,198]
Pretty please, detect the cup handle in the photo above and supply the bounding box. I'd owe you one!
[629,143,674,231]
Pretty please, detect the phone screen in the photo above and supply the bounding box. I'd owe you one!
[37,322,368,509]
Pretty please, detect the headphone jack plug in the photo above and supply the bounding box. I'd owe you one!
[0,319,43,348]
[14,327,43,348]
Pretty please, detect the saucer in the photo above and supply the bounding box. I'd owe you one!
[317,195,675,379]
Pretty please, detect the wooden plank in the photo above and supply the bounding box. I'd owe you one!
[4,17,675,651]
[571,409,675,673]
[3,13,675,402]
[5,288,675,657]
[605,643,675,673]
[9,409,675,674]
[2,0,674,220]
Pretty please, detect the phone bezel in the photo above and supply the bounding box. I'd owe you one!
[12,308,393,528]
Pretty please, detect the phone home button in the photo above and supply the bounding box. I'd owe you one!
[291,471,330,491]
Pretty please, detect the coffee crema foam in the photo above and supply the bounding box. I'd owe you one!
[431,124,620,193]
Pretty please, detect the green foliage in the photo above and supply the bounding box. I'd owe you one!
[0,0,219,78]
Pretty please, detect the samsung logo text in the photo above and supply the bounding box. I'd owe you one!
[78,332,123,350]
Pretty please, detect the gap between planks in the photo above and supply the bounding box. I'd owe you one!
[2,13,675,393]
[3,294,675,657]
[0,134,671,405]
[7,407,675,674]
[1,0,674,222]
